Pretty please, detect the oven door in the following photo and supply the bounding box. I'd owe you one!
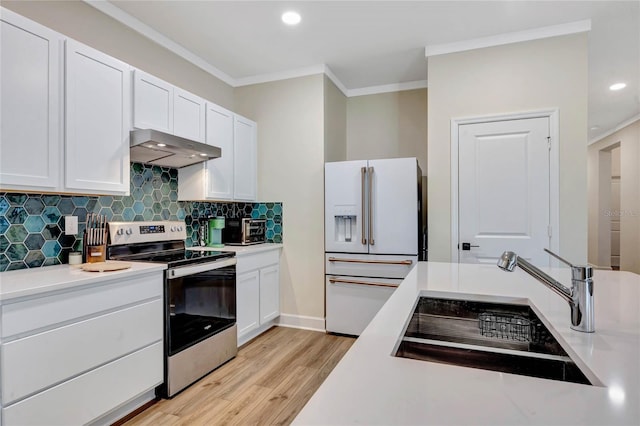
[166,258,237,356]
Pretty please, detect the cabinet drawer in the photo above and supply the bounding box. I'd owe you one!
[325,275,400,336]
[236,249,280,274]
[1,299,162,405]
[1,272,163,338]
[2,342,163,426]
[325,254,417,279]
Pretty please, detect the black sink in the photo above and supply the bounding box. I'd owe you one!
[395,297,594,385]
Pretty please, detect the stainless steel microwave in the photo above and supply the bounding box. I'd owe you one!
[223,218,266,245]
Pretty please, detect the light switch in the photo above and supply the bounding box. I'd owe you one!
[65,215,78,235]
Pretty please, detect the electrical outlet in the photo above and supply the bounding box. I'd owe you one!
[65,215,78,235]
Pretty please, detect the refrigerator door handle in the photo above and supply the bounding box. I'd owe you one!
[328,256,413,266]
[329,277,398,289]
[368,166,375,245]
[361,167,367,245]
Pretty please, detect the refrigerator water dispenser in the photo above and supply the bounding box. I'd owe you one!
[334,205,358,243]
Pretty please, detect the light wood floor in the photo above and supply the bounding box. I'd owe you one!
[123,327,355,426]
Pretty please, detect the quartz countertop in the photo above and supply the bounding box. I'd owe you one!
[188,243,283,256]
[0,262,167,302]
[294,262,640,425]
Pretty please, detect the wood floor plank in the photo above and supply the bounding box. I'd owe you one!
[123,327,355,426]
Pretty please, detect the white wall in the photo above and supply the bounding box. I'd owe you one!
[324,76,347,163]
[347,89,427,174]
[588,119,640,273]
[428,34,588,263]
[235,75,326,322]
[3,0,235,109]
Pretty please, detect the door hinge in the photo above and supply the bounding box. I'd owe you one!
[547,136,551,151]
[548,225,552,238]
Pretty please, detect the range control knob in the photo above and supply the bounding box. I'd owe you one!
[170,226,177,232]
[177,226,183,232]
[125,228,133,235]
[116,228,124,236]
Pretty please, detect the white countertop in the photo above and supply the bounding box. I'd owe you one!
[0,262,167,302]
[188,243,283,256]
[294,262,640,425]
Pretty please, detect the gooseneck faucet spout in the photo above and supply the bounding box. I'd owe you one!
[497,249,595,333]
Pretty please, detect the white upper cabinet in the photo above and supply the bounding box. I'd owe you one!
[174,87,206,142]
[0,9,63,191]
[205,103,235,200]
[132,69,206,142]
[65,39,131,194]
[178,108,257,202]
[233,115,257,201]
[132,70,173,133]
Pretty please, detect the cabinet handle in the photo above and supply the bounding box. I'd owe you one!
[328,257,413,266]
[361,167,367,245]
[368,166,375,246]
[329,277,398,288]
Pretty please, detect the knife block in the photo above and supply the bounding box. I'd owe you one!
[83,231,106,263]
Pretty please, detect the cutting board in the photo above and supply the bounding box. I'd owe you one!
[81,261,132,272]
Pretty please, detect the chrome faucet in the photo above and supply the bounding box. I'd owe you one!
[497,248,594,333]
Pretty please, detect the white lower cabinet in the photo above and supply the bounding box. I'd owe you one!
[236,249,281,346]
[0,271,164,426]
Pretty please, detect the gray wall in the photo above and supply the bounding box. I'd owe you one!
[346,89,427,174]
[427,34,588,262]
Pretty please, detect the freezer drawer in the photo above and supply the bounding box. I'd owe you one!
[326,275,400,336]
[325,253,417,279]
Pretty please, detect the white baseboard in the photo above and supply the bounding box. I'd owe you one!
[276,313,326,332]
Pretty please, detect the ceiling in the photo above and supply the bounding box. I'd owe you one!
[96,1,639,142]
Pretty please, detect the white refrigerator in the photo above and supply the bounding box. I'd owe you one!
[325,157,423,335]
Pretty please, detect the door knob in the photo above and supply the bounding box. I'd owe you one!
[460,242,479,250]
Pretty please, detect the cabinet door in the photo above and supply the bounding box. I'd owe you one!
[0,10,62,190]
[132,69,173,133]
[259,265,280,324]
[65,40,130,194]
[173,87,205,142]
[233,115,257,201]
[205,103,234,200]
[236,270,260,339]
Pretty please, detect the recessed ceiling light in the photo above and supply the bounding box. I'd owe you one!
[157,143,166,147]
[199,153,208,157]
[282,11,301,26]
[609,82,626,91]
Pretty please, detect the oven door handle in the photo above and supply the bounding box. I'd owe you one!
[167,258,237,279]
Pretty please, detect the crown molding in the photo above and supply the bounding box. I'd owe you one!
[323,66,349,96]
[589,113,640,145]
[234,64,327,87]
[348,80,428,97]
[83,0,235,86]
[425,19,591,57]
[84,1,425,98]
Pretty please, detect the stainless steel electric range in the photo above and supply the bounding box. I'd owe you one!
[107,221,237,398]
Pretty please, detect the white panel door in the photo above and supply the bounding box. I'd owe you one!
[259,265,280,324]
[205,103,234,200]
[325,160,369,253]
[173,87,205,142]
[233,115,257,201]
[458,117,550,264]
[236,271,260,339]
[132,69,173,133]
[368,158,419,255]
[65,40,130,194]
[0,10,62,190]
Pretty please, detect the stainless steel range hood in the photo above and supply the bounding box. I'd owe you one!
[130,129,221,168]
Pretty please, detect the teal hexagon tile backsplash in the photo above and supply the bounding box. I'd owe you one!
[0,163,283,271]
